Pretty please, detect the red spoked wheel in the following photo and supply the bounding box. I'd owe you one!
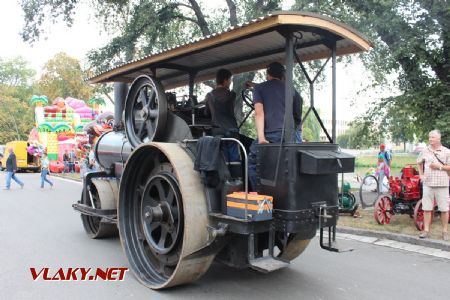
[374,196,393,225]
[414,200,424,231]
[414,200,434,231]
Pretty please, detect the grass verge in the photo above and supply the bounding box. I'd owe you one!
[338,208,448,241]
[355,155,418,168]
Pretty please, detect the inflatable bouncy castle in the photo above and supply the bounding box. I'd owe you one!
[29,95,105,162]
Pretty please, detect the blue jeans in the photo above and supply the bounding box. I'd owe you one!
[295,130,302,143]
[222,128,240,163]
[248,131,284,191]
[40,169,53,188]
[6,171,24,189]
[248,130,302,191]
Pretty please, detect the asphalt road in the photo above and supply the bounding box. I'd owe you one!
[0,172,449,300]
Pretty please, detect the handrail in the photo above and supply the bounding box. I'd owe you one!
[184,137,250,220]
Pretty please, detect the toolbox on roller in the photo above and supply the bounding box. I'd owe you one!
[226,192,273,221]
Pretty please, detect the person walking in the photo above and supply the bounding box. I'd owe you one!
[40,153,54,189]
[4,148,24,190]
[417,130,449,241]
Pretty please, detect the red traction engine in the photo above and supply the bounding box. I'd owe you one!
[374,165,425,230]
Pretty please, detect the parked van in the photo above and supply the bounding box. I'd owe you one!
[0,141,41,172]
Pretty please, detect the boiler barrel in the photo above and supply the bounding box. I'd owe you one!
[95,131,132,172]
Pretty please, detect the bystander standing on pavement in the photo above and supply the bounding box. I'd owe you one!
[40,152,54,189]
[417,129,449,241]
[63,150,69,173]
[4,148,24,190]
[69,149,76,173]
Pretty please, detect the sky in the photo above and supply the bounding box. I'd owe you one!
[0,1,109,73]
[0,0,397,122]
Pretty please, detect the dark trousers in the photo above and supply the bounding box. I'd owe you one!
[248,131,283,191]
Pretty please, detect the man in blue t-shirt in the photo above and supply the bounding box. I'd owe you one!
[247,62,303,191]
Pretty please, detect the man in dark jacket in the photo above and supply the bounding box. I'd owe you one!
[204,68,240,164]
[4,148,24,190]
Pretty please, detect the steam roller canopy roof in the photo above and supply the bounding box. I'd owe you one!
[87,11,372,89]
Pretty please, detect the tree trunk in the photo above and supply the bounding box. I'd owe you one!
[188,0,211,36]
[225,0,238,26]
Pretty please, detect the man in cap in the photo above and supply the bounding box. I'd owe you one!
[247,62,303,191]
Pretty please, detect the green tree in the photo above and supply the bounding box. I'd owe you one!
[0,57,36,144]
[21,0,281,73]
[23,0,449,146]
[337,122,379,149]
[0,56,35,86]
[301,108,321,142]
[21,0,282,117]
[293,0,450,145]
[37,52,94,101]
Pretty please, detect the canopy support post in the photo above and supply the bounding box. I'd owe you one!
[331,41,337,143]
[284,31,294,143]
[189,71,197,125]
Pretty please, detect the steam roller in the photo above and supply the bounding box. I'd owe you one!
[73,75,352,289]
[71,11,372,289]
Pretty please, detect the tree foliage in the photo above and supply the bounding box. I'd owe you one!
[0,57,36,144]
[294,0,450,145]
[37,52,94,101]
[20,0,450,146]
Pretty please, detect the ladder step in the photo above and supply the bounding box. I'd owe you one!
[249,256,289,273]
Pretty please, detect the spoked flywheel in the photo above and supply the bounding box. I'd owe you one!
[119,142,215,289]
[124,75,168,147]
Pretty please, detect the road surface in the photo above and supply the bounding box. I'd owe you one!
[0,172,449,299]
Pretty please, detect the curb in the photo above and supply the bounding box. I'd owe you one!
[337,226,450,252]
[51,173,83,182]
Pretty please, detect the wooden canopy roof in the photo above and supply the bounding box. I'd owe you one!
[87,11,372,89]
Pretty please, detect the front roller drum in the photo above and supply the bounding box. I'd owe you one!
[118,142,215,289]
[80,183,118,239]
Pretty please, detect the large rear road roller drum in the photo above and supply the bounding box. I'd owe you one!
[118,142,215,289]
[276,233,311,261]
